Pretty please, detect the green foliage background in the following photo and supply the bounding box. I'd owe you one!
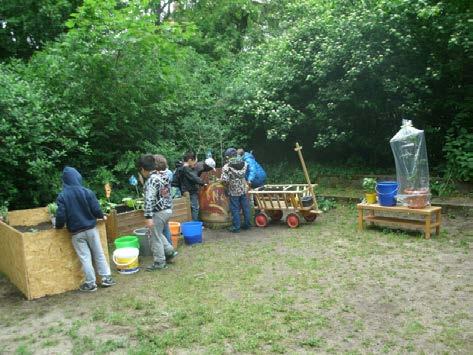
[0,0,471,208]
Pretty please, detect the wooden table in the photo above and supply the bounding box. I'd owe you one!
[357,203,442,239]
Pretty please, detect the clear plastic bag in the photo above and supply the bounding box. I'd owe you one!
[390,120,431,208]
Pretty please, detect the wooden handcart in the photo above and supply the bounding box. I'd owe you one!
[250,184,321,228]
[249,142,321,228]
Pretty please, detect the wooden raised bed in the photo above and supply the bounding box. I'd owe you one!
[0,207,108,300]
[105,195,192,241]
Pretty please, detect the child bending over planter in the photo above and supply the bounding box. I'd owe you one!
[221,148,251,233]
[172,151,205,221]
[139,154,178,271]
[55,166,116,292]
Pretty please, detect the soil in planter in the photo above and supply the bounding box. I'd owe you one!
[115,205,137,214]
[13,222,54,233]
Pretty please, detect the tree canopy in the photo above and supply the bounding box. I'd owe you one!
[0,0,471,208]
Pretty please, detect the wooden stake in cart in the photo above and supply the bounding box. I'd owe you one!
[249,143,321,228]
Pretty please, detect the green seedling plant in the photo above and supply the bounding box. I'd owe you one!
[99,198,117,214]
[122,197,136,209]
[362,178,376,193]
[47,202,58,227]
[317,197,337,212]
[47,203,58,216]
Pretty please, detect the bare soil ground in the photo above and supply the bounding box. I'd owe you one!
[1,205,472,354]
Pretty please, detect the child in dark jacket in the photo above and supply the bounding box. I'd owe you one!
[55,166,115,292]
[172,151,205,221]
[221,148,251,233]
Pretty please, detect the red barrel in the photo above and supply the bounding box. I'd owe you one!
[199,181,232,225]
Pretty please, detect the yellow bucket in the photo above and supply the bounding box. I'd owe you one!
[113,247,139,274]
[365,192,377,204]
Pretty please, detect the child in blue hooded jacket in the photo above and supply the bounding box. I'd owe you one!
[55,166,115,292]
[237,149,267,188]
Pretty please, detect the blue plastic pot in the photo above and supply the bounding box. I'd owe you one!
[376,181,398,206]
[181,221,203,245]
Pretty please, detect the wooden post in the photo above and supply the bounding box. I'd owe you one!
[357,206,364,231]
[436,210,441,235]
[294,142,317,209]
[425,215,431,239]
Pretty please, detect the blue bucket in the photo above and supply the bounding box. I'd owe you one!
[376,181,398,206]
[181,221,203,245]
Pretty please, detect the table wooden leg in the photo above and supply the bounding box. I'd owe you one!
[358,208,364,231]
[368,209,374,226]
[436,210,441,235]
[425,214,431,239]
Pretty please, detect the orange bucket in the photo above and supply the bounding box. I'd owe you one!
[171,234,181,249]
[169,221,181,236]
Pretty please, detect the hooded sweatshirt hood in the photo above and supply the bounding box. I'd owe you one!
[55,166,103,233]
[62,166,83,187]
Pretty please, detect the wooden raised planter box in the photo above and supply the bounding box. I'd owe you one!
[0,207,108,300]
[105,195,192,241]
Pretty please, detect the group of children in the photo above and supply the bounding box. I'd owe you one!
[54,148,266,292]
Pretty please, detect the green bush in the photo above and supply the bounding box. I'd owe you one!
[444,128,473,182]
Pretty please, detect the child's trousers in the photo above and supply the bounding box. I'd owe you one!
[150,209,174,264]
[189,192,200,221]
[72,227,111,286]
[229,194,251,230]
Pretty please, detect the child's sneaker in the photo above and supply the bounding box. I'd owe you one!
[228,227,240,233]
[241,224,251,230]
[166,251,178,263]
[79,283,97,292]
[101,277,116,287]
[146,262,168,271]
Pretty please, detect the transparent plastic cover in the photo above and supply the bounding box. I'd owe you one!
[390,120,430,206]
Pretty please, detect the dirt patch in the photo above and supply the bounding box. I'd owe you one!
[1,206,472,354]
[12,222,54,233]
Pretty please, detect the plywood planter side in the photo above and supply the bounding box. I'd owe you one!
[0,222,29,297]
[105,195,192,241]
[1,207,108,300]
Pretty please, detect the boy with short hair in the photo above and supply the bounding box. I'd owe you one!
[221,148,251,233]
[154,154,173,244]
[172,151,205,221]
[55,166,115,292]
[139,154,178,271]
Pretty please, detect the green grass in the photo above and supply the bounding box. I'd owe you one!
[1,205,472,354]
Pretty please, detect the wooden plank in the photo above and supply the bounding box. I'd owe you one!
[8,207,50,226]
[357,203,441,215]
[365,215,426,227]
[105,209,118,242]
[0,221,29,298]
[22,222,109,300]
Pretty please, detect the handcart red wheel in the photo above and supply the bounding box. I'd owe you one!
[303,213,317,222]
[269,210,283,222]
[255,212,269,227]
[286,213,300,228]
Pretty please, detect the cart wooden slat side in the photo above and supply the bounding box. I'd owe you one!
[249,184,321,228]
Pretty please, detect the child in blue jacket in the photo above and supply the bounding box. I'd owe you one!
[55,166,115,292]
[237,149,267,188]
